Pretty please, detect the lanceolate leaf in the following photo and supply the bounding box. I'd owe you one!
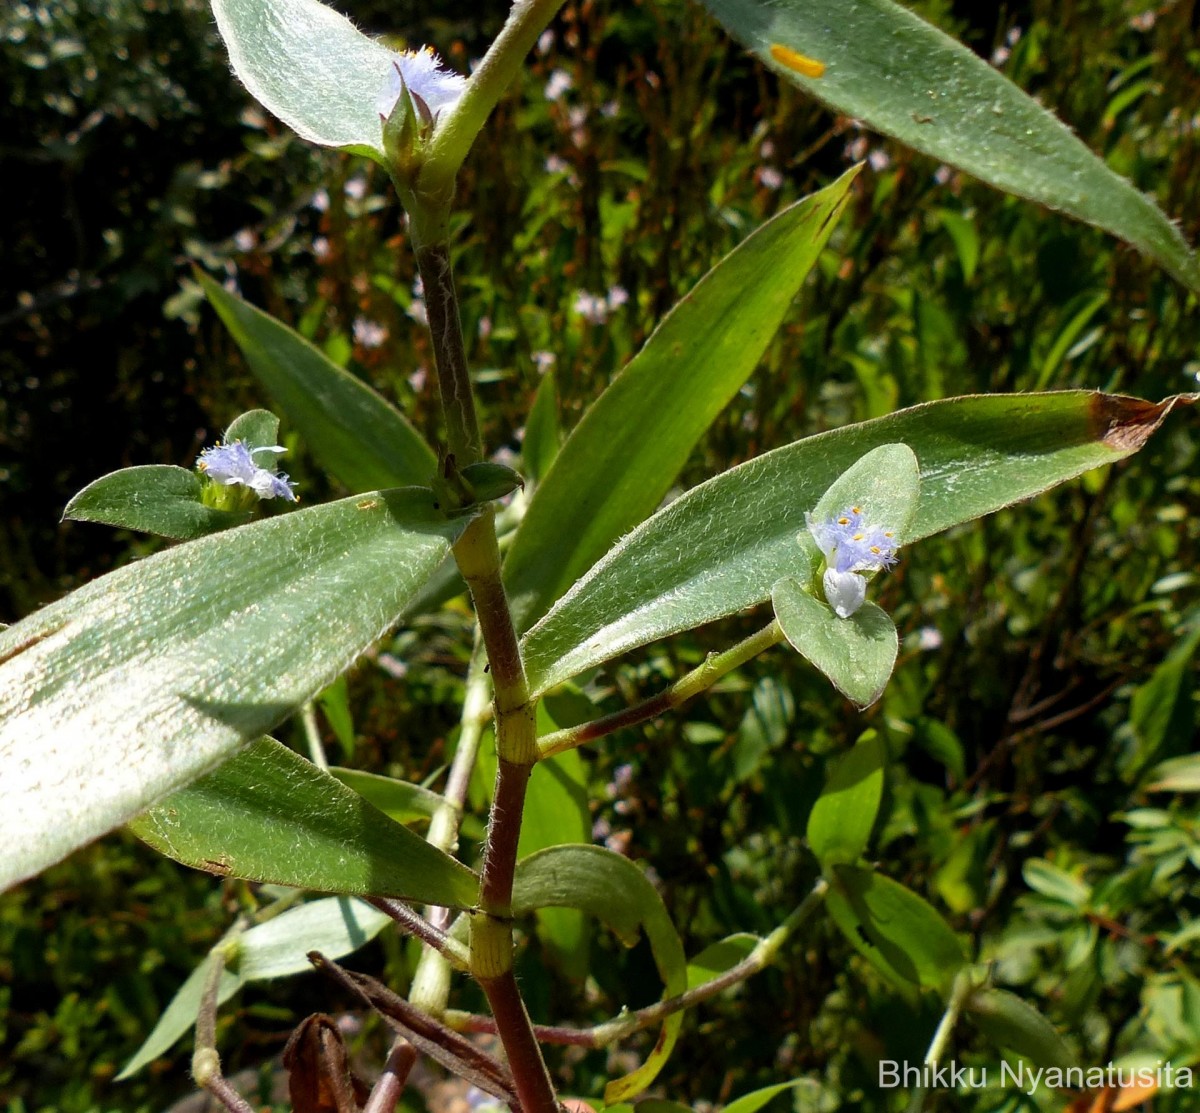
[697,0,1200,292]
[513,845,687,1102]
[521,392,1193,696]
[201,274,436,492]
[131,738,480,908]
[211,0,393,160]
[119,897,394,1079]
[504,169,859,630]
[0,488,467,893]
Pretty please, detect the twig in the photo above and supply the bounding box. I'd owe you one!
[310,952,518,1106]
[445,879,829,1047]
[192,944,255,1113]
[538,620,786,757]
[365,897,471,970]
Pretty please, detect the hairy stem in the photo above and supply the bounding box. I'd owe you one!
[192,943,254,1113]
[539,620,786,757]
[415,242,480,465]
[416,214,555,1113]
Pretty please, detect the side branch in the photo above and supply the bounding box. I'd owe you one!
[538,620,786,757]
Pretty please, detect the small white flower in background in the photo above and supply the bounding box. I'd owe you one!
[544,154,570,175]
[807,505,899,618]
[377,46,466,121]
[537,29,555,55]
[352,317,387,349]
[343,176,368,201]
[311,188,330,213]
[868,148,891,173]
[544,68,573,101]
[197,441,296,501]
[914,626,943,651]
[572,290,609,325]
[606,285,629,310]
[233,228,257,252]
[532,350,556,374]
[758,166,784,191]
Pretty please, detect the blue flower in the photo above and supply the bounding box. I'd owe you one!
[377,47,466,122]
[806,506,898,618]
[197,441,297,502]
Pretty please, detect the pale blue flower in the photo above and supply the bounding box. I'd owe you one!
[377,47,466,120]
[197,441,297,502]
[807,506,898,618]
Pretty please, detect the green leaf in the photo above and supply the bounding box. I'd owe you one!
[130,738,479,908]
[317,676,356,757]
[512,845,687,1102]
[807,443,921,546]
[238,895,392,979]
[1021,859,1091,909]
[1146,754,1200,793]
[504,170,859,630]
[966,987,1076,1071]
[774,587,898,709]
[723,1081,809,1113]
[211,0,393,161]
[224,407,281,449]
[119,896,393,1079]
[201,274,436,491]
[0,487,467,892]
[697,0,1200,292]
[522,369,561,486]
[806,733,886,867]
[825,865,965,992]
[521,392,1191,696]
[118,939,245,1080]
[686,933,758,991]
[1126,624,1200,781]
[330,767,449,824]
[63,465,249,540]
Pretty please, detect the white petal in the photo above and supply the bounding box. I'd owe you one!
[823,569,866,619]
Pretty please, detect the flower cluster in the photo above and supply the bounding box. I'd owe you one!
[197,441,297,502]
[807,506,898,618]
[377,47,466,121]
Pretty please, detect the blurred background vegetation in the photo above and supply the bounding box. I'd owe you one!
[2,0,1199,1110]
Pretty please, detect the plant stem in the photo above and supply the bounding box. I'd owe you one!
[419,0,570,208]
[445,878,829,1046]
[906,970,973,1113]
[366,897,471,970]
[414,207,556,1113]
[299,700,328,769]
[538,620,786,757]
[414,242,480,465]
[192,942,255,1113]
[362,1043,418,1113]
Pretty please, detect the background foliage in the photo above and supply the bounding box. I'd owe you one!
[2,0,1198,1110]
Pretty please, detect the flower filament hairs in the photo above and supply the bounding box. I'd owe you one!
[197,441,297,502]
[377,46,467,124]
[806,506,898,618]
